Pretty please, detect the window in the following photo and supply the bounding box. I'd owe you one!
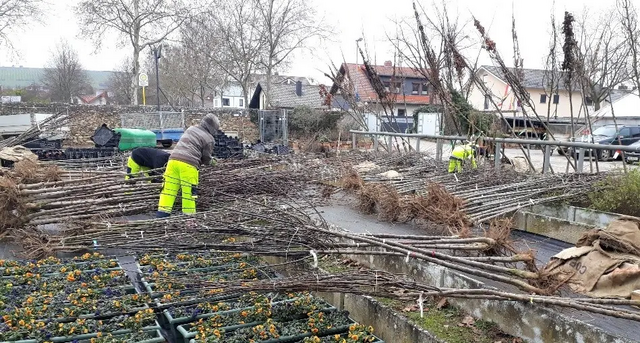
[619,128,630,137]
[222,98,230,106]
[592,126,617,137]
[553,94,560,104]
[421,83,429,95]
[238,98,244,107]
[412,83,420,95]
[383,82,390,92]
[585,97,593,106]
[393,82,402,94]
[213,98,219,107]
[398,109,406,117]
[484,94,491,110]
[540,94,547,104]
[631,127,640,137]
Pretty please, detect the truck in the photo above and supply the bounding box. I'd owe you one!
[120,111,185,148]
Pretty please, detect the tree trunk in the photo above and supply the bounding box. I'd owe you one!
[265,65,272,109]
[241,80,250,110]
[201,85,205,107]
[131,48,140,105]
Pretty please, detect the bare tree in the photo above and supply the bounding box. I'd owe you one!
[75,0,192,105]
[146,45,206,107]
[253,0,329,106]
[392,1,477,98]
[180,15,228,106]
[106,58,136,105]
[194,3,265,105]
[618,0,640,95]
[0,0,43,50]
[391,1,481,135]
[542,12,561,120]
[575,8,629,112]
[41,41,90,103]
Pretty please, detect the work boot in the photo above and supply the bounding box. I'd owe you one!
[156,211,171,219]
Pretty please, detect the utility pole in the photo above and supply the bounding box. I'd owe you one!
[153,45,163,111]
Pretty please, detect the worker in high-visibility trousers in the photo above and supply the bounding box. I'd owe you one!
[156,113,219,218]
[448,144,478,173]
[125,147,170,183]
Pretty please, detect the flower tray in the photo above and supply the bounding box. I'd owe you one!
[0,260,121,277]
[138,253,260,273]
[176,302,337,343]
[161,296,313,341]
[183,321,350,343]
[0,323,163,343]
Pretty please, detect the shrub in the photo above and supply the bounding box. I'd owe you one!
[288,106,343,139]
[588,169,640,216]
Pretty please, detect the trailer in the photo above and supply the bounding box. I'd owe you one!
[120,111,185,148]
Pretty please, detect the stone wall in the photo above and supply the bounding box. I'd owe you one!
[0,103,258,147]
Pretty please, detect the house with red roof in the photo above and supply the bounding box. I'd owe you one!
[74,91,109,106]
[328,61,433,132]
[329,61,433,115]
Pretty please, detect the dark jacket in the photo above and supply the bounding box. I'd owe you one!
[131,147,170,170]
[169,114,219,168]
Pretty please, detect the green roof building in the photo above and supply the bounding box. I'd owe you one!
[0,66,113,90]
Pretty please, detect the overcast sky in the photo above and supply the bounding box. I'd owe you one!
[0,0,622,84]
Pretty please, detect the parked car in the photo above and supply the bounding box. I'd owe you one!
[570,125,640,161]
[625,140,640,164]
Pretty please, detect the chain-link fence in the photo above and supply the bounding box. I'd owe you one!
[120,112,185,130]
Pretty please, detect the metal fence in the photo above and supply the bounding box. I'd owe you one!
[258,109,288,144]
[349,130,640,174]
[120,112,185,130]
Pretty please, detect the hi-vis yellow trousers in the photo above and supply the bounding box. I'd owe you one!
[157,160,199,215]
[125,157,150,180]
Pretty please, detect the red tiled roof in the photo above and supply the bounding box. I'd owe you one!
[79,92,108,104]
[370,64,427,78]
[333,63,432,105]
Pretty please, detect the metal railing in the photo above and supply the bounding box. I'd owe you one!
[120,111,185,130]
[349,130,640,174]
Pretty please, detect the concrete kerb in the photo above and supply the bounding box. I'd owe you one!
[341,243,635,343]
[513,211,597,244]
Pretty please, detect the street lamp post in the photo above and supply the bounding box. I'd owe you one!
[152,45,163,111]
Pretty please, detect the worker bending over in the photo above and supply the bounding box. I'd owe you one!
[157,113,219,218]
[448,144,477,173]
[125,147,170,183]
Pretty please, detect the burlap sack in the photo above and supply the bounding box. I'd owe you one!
[543,218,640,298]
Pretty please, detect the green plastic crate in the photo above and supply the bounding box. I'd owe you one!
[114,128,157,151]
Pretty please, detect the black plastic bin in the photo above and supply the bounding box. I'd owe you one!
[91,124,121,148]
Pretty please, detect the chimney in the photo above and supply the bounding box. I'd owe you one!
[295,81,302,96]
[384,60,392,67]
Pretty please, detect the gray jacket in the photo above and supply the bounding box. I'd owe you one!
[169,114,219,168]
